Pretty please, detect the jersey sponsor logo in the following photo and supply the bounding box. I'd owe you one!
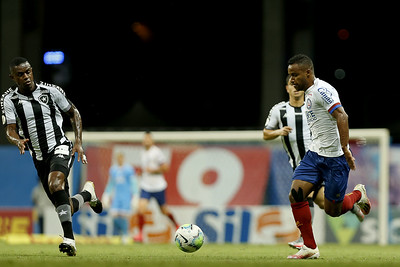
[306,110,317,123]
[0,88,14,116]
[317,87,333,104]
[39,81,67,96]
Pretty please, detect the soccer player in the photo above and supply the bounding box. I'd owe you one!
[286,54,371,259]
[1,57,102,256]
[102,152,139,244]
[134,131,179,242]
[263,76,364,249]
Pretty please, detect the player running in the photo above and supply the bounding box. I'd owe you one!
[2,57,102,256]
[134,131,179,242]
[263,75,364,249]
[286,54,371,259]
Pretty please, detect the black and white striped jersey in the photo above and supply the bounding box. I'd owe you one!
[1,81,72,160]
[265,101,311,169]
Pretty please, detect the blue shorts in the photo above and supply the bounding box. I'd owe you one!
[140,189,166,206]
[293,150,350,203]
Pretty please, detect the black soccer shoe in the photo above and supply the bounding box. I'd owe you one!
[59,238,77,256]
[83,181,103,214]
[90,199,103,214]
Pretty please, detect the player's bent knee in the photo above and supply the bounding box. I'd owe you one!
[48,172,65,193]
[289,187,305,203]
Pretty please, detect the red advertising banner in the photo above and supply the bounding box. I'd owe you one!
[86,144,271,206]
[0,209,33,236]
[166,145,271,205]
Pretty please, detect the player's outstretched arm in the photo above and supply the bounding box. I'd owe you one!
[5,124,29,154]
[66,101,87,164]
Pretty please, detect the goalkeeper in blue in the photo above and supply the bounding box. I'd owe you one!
[102,152,139,244]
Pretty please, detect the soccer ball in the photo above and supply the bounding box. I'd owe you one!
[175,224,204,253]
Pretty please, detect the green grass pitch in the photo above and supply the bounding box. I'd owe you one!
[1,242,400,267]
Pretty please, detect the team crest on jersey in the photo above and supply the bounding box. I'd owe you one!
[306,98,312,109]
[39,94,49,104]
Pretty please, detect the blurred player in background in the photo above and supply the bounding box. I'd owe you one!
[2,57,102,256]
[286,54,371,259]
[263,76,364,249]
[134,131,179,242]
[102,152,139,244]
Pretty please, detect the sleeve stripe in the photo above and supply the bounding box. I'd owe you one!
[328,102,342,114]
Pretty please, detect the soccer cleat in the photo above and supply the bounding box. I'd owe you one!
[287,245,320,259]
[59,237,77,256]
[354,184,371,215]
[351,203,365,222]
[288,236,304,250]
[83,181,103,214]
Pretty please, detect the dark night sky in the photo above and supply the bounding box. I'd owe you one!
[40,1,262,130]
[38,1,399,138]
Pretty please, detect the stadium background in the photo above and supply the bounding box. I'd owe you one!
[0,0,398,245]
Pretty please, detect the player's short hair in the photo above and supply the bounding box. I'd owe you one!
[9,57,29,72]
[288,54,314,71]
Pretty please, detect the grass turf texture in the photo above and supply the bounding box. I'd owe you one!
[1,242,400,267]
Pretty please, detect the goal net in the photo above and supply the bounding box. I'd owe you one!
[66,129,390,245]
